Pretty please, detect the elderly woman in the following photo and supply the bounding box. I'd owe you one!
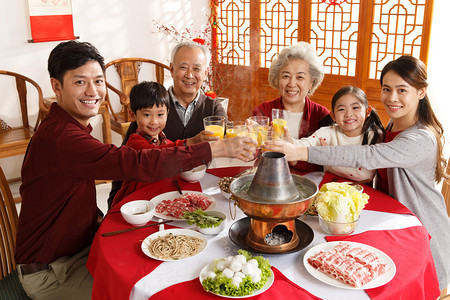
[252,42,329,172]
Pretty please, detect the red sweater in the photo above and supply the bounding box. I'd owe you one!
[111,133,185,208]
[252,96,330,172]
[16,103,211,264]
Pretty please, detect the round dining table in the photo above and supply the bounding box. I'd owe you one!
[87,160,441,300]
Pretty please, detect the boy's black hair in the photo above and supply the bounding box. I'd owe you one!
[48,40,105,84]
[129,81,169,113]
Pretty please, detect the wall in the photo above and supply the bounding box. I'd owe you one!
[1,0,450,180]
[0,0,209,179]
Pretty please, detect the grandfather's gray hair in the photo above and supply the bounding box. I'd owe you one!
[268,42,324,95]
[170,40,211,67]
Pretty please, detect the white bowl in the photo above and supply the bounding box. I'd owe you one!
[120,200,155,226]
[318,214,359,235]
[220,188,231,199]
[196,211,227,235]
[180,165,207,183]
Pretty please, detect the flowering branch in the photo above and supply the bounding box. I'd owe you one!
[152,18,236,98]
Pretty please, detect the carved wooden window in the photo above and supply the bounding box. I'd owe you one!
[211,0,433,124]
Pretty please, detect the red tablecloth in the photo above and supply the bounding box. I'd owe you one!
[326,226,440,300]
[87,175,201,300]
[87,170,440,300]
[149,267,322,300]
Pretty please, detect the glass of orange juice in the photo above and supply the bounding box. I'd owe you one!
[271,109,289,140]
[248,116,270,146]
[204,116,226,139]
[226,121,245,138]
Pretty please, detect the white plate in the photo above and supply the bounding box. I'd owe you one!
[199,263,274,298]
[141,228,207,261]
[303,241,396,289]
[150,191,216,221]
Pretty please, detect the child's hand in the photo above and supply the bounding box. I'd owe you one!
[262,139,308,162]
[187,130,219,145]
[283,126,294,143]
[319,137,328,146]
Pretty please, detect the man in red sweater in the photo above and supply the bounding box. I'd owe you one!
[15,40,256,300]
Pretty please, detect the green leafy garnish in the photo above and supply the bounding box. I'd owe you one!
[182,209,224,228]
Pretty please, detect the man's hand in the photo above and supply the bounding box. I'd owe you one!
[209,136,257,161]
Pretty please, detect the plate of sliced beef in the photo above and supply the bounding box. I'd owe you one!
[303,241,395,289]
[151,191,216,221]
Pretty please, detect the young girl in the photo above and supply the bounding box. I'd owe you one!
[264,55,450,291]
[292,86,384,182]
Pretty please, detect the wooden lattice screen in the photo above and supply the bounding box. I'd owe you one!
[212,0,434,124]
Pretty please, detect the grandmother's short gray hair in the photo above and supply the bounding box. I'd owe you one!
[268,42,324,95]
[170,40,211,67]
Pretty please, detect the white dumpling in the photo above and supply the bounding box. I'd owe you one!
[241,262,255,275]
[216,260,229,271]
[247,259,258,268]
[229,259,243,272]
[234,271,245,279]
[253,267,262,276]
[205,271,216,279]
[231,275,243,287]
[222,268,234,279]
[251,274,261,283]
[225,256,234,262]
[234,254,247,265]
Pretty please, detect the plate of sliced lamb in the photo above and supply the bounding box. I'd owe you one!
[303,241,396,289]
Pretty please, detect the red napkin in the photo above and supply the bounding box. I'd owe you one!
[206,166,252,178]
[149,266,322,300]
[87,176,202,300]
[326,226,440,300]
[319,172,413,215]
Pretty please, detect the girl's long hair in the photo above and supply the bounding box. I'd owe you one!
[331,86,385,145]
[380,55,447,182]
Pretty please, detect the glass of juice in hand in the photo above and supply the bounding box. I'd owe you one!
[248,116,270,147]
[204,116,226,139]
[271,109,289,140]
[226,121,246,138]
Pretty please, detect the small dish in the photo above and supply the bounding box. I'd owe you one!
[120,200,155,226]
[318,214,359,235]
[195,211,227,235]
[220,188,232,199]
[180,164,207,182]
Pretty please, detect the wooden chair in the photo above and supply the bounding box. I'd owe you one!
[0,70,46,160]
[441,162,450,218]
[104,58,170,135]
[0,165,30,299]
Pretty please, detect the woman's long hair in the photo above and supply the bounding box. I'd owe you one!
[331,86,385,145]
[380,55,447,182]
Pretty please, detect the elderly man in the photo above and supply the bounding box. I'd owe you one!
[15,40,255,300]
[163,40,227,141]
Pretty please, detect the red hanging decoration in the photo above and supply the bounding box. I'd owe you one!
[321,0,347,5]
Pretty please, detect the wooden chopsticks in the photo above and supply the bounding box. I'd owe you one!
[101,220,173,237]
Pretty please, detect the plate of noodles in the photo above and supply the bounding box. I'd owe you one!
[141,228,207,261]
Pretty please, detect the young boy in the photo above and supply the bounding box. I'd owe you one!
[111,81,194,206]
